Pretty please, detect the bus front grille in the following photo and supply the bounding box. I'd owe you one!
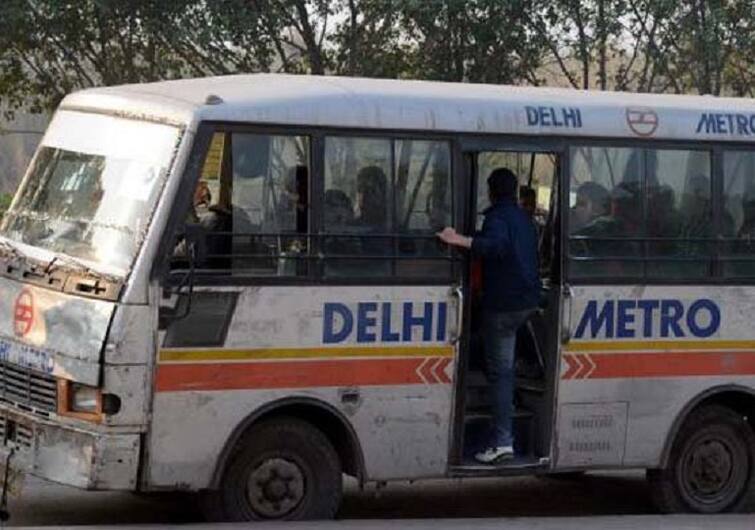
[0,360,57,416]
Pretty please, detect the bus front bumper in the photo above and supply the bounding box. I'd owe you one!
[0,404,140,491]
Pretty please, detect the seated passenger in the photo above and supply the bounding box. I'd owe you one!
[679,174,734,258]
[729,192,755,276]
[648,184,683,248]
[323,189,359,275]
[277,165,309,255]
[277,165,308,236]
[324,188,356,251]
[575,182,642,275]
[570,182,609,233]
[355,166,391,269]
[519,186,543,238]
[646,184,684,276]
[355,166,388,230]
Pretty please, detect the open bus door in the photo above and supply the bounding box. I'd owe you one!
[450,142,564,475]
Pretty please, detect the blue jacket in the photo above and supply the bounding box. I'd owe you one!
[471,199,541,312]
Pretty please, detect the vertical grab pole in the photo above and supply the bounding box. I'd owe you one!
[451,286,464,344]
[561,283,574,344]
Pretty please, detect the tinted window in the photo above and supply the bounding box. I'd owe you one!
[568,146,712,280]
[174,132,310,276]
[723,150,755,277]
[323,136,453,279]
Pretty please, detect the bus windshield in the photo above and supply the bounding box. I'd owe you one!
[1,111,181,275]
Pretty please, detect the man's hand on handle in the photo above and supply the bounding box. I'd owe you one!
[436,227,472,249]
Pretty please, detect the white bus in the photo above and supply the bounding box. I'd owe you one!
[0,75,752,520]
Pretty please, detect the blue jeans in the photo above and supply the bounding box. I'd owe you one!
[483,308,534,448]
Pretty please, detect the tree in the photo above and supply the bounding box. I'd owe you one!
[331,0,409,78]
[397,0,544,84]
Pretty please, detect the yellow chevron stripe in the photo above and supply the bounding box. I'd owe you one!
[565,339,755,352]
[159,345,455,363]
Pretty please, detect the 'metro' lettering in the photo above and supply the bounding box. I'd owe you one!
[574,298,720,339]
[323,301,447,344]
[696,112,755,136]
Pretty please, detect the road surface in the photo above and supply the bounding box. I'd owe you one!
[4,472,753,528]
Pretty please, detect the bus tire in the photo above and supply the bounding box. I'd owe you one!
[647,405,755,513]
[202,416,342,521]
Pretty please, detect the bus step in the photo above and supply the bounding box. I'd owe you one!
[464,408,534,422]
[451,455,547,476]
[516,378,545,394]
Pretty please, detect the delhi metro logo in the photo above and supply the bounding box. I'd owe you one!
[14,289,34,337]
[626,107,659,137]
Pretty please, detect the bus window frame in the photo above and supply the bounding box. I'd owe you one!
[156,123,755,288]
[563,138,740,286]
[156,121,465,287]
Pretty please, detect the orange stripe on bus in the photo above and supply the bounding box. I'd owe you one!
[562,351,755,380]
[156,356,452,392]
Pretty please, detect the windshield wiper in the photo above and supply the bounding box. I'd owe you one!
[44,253,116,283]
[0,239,22,260]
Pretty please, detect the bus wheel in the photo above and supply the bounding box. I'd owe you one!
[647,405,755,513]
[203,417,342,521]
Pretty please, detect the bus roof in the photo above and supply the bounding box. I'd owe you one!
[62,74,755,143]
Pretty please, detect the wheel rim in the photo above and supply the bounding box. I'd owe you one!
[680,435,743,507]
[247,457,305,518]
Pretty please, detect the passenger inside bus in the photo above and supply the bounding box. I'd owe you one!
[569,181,609,233]
[355,166,391,263]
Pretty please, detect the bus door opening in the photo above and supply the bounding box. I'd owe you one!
[458,150,562,469]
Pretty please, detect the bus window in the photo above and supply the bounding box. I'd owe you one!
[322,136,454,279]
[395,140,452,278]
[569,146,714,280]
[231,133,310,276]
[175,132,310,276]
[646,149,713,278]
[323,136,392,277]
[722,150,755,278]
[569,147,642,278]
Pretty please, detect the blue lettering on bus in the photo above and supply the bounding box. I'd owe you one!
[323,303,353,343]
[574,298,721,339]
[526,106,582,129]
[696,112,755,135]
[323,301,448,344]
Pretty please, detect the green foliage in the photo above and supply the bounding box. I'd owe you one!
[0,193,12,218]
[0,0,752,116]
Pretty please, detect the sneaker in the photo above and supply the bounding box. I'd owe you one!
[474,445,514,464]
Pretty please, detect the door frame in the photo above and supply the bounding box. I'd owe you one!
[448,135,568,468]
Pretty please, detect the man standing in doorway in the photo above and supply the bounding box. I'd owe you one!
[437,168,541,464]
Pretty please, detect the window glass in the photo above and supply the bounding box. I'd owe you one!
[2,112,178,274]
[323,137,392,276]
[395,140,452,277]
[647,150,712,278]
[723,151,755,277]
[230,134,309,275]
[476,152,555,229]
[569,147,642,277]
[568,146,713,280]
[178,132,310,276]
[176,132,454,282]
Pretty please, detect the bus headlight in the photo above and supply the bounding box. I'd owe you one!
[70,384,101,413]
[58,380,103,420]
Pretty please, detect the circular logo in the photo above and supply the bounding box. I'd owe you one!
[626,107,659,137]
[14,289,34,337]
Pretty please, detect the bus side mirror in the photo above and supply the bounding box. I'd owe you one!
[161,227,203,326]
[184,223,208,264]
